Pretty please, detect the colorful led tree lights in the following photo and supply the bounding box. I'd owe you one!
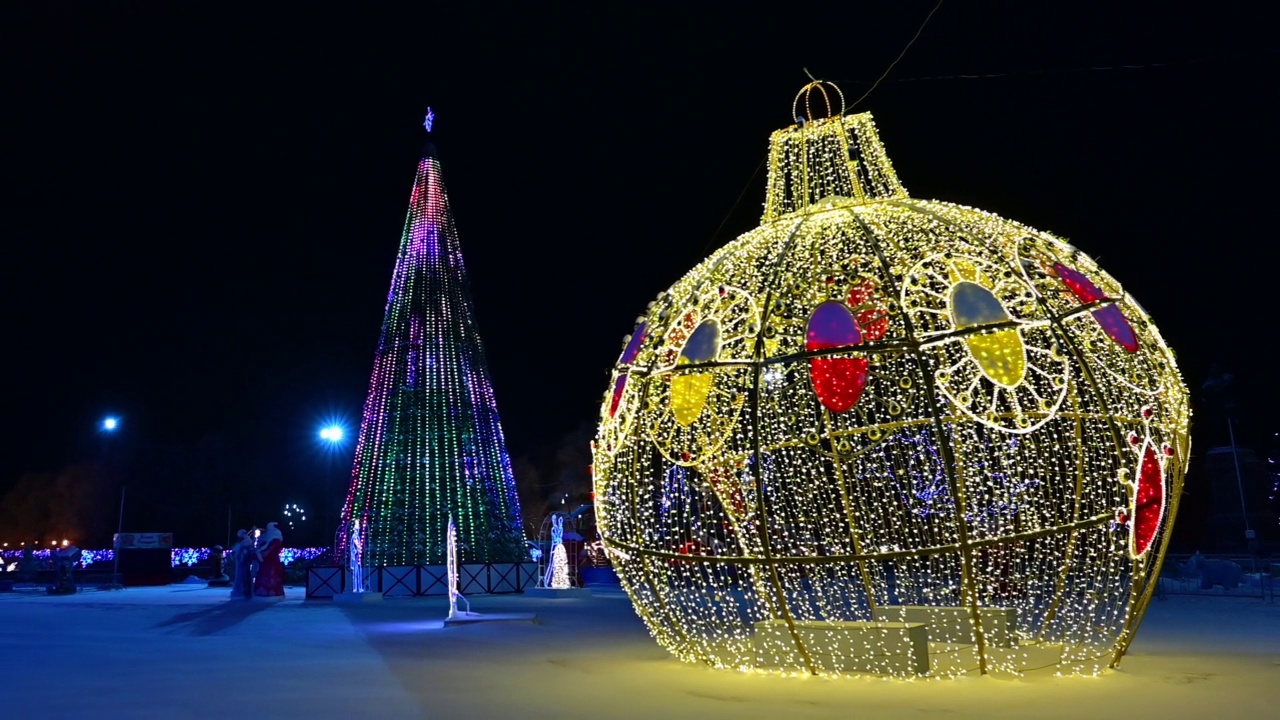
[592,82,1190,678]
[337,112,526,567]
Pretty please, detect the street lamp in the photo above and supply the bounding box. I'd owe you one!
[318,422,348,551]
[101,416,124,590]
[1202,366,1255,550]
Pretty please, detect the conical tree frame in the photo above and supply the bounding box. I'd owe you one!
[338,135,526,567]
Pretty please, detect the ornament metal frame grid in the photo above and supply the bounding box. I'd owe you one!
[592,83,1190,679]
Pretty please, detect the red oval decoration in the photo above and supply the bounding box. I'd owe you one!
[1092,305,1139,353]
[1132,444,1165,557]
[608,374,627,419]
[847,280,888,341]
[608,324,648,419]
[806,301,867,413]
[619,324,647,365]
[1053,262,1138,353]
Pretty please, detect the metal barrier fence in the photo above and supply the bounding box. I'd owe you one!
[305,562,540,599]
[1157,553,1277,602]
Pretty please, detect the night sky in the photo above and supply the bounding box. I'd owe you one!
[3,4,1276,518]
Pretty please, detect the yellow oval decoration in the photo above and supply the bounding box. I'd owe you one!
[949,281,1025,388]
[670,320,720,426]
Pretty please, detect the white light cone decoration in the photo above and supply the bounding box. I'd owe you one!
[447,516,475,620]
[445,515,539,624]
[545,515,571,589]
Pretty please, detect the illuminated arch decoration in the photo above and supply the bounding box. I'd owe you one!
[593,82,1190,679]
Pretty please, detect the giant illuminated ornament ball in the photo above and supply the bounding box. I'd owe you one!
[592,82,1190,677]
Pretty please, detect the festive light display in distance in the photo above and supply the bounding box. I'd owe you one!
[336,110,526,567]
[0,546,327,569]
[592,81,1190,678]
[283,503,307,531]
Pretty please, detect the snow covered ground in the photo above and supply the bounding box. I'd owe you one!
[0,582,1276,719]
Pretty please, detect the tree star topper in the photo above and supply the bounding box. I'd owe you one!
[424,107,435,133]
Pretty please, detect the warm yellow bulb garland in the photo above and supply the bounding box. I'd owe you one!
[593,83,1190,678]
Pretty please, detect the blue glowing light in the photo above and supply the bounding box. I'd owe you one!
[173,547,206,567]
[423,107,435,133]
[102,416,119,432]
[319,425,344,443]
[882,430,954,518]
[0,546,328,569]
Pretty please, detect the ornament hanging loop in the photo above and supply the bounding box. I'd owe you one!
[792,80,846,126]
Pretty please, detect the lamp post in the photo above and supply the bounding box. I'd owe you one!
[318,423,347,553]
[1202,365,1254,550]
[101,416,125,590]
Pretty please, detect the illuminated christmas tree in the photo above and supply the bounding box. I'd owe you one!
[338,109,526,566]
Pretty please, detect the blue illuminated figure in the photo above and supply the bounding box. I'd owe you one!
[347,517,365,593]
[882,430,954,518]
